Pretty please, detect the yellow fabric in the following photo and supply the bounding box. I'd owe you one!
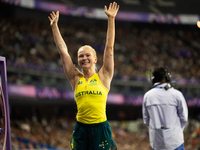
[74,73,109,124]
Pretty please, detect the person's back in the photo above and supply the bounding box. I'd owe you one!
[143,67,188,150]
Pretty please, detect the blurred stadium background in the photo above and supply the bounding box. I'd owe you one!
[0,0,200,149]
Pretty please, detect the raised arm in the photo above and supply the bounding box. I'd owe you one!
[48,11,80,91]
[99,2,119,89]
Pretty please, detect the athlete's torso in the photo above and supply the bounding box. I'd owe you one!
[74,73,109,124]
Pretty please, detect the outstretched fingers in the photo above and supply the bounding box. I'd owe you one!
[48,11,54,22]
[50,11,55,19]
[114,2,119,11]
[110,2,119,10]
[109,2,112,10]
[104,2,119,17]
[48,16,52,22]
[48,11,59,26]
[104,5,107,12]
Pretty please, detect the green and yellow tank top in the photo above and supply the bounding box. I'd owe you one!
[74,73,109,124]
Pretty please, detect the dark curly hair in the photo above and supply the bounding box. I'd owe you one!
[152,67,171,84]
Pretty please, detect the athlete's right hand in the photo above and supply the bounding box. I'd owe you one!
[48,11,59,26]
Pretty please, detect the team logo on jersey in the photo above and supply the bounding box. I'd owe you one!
[78,81,83,85]
[89,79,97,86]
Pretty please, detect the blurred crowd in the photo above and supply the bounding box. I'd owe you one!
[2,116,199,150]
[1,16,200,86]
[1,5,200,150]
[1,14,200,150]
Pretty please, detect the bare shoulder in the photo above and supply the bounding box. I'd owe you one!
[71,68,83,91]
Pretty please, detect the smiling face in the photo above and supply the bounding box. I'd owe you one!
[78,45,97,71]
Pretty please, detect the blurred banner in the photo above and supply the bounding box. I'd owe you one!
[1,0,200,25]
[7,84,200,106]
[7,84,125,104]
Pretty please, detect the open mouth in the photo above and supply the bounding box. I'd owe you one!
[82,61,89,65]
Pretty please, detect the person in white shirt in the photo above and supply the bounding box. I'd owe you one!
[142,67,188,150]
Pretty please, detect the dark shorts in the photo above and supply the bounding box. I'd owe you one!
[70,120,117,150]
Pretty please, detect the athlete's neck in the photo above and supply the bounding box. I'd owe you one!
[83,69,96,81]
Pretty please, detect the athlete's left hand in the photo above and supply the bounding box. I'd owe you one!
[104,2,119,18]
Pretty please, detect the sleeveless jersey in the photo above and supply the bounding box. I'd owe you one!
[74,73,109,124]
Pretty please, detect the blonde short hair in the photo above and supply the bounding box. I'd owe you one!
[78,45,96,57]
